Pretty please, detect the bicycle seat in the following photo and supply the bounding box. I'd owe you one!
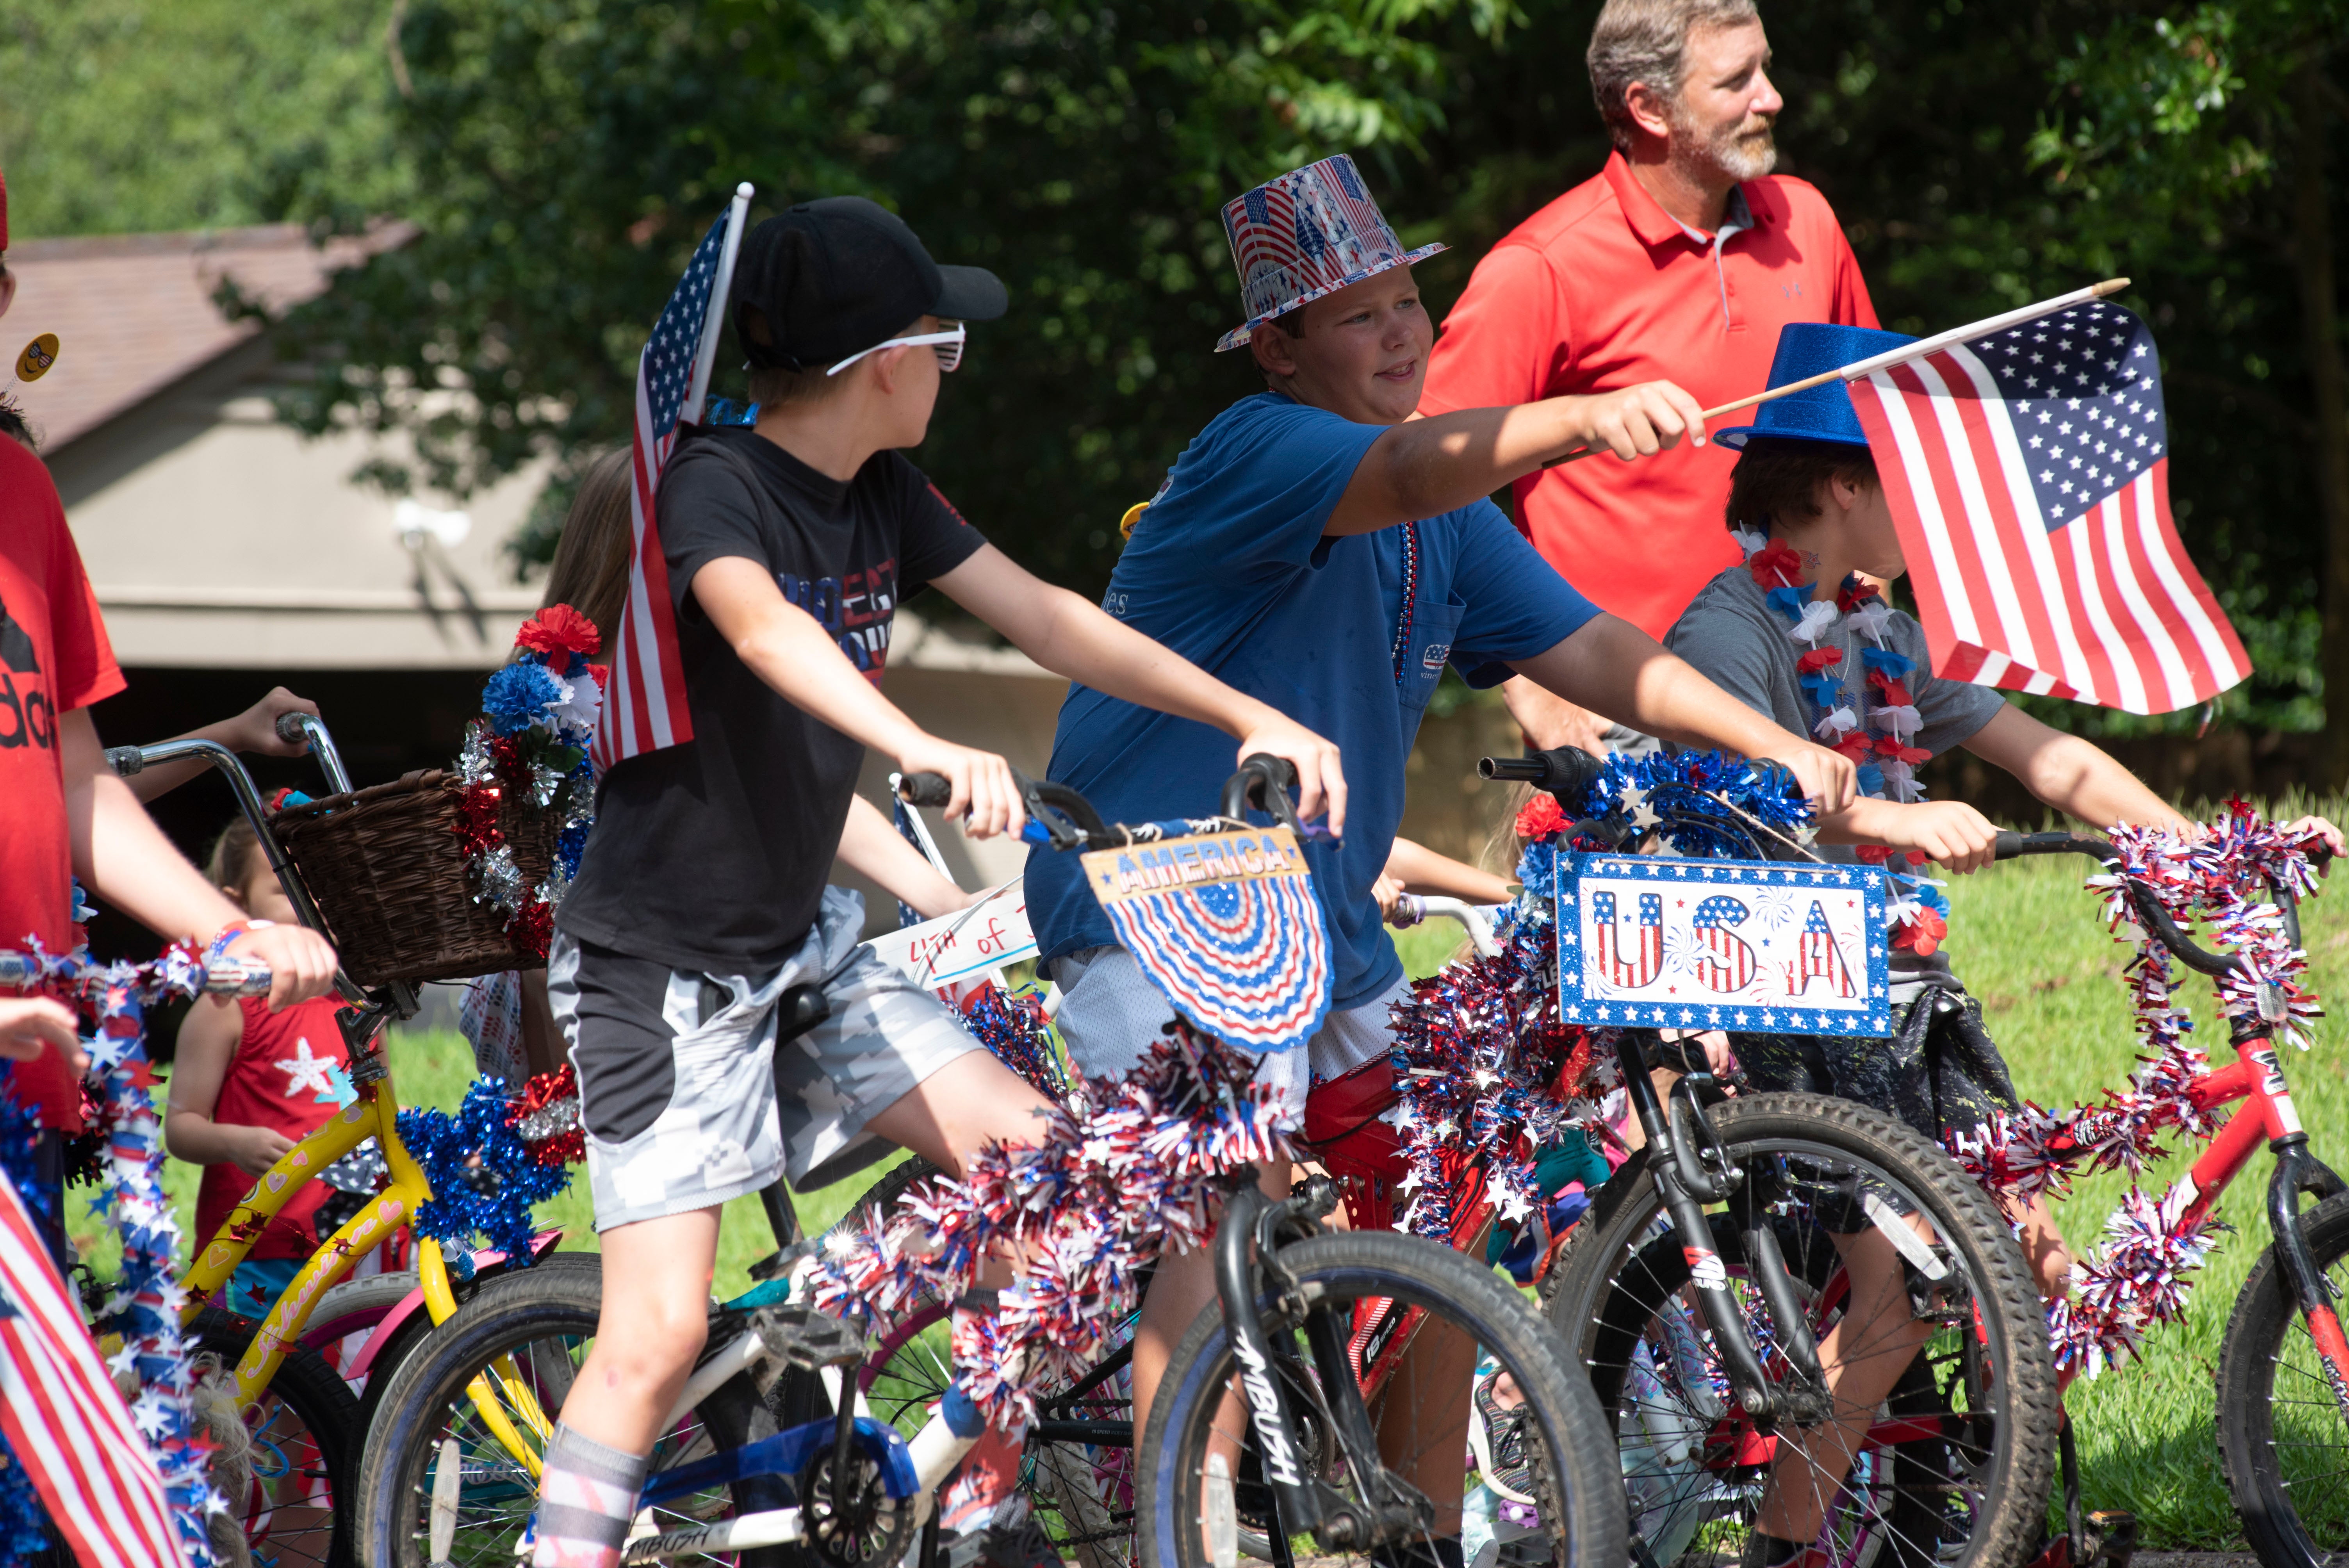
[777,984,828,1045]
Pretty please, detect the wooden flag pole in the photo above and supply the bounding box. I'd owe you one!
[1544,277,2131,467]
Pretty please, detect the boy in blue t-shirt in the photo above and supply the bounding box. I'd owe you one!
[1024,155,1859,1552]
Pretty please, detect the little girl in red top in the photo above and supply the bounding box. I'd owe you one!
[164,817,354,1314]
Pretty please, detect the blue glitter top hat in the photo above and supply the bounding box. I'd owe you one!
[1713,322,1918,450]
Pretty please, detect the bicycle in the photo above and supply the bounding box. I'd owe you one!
[1940,824,2349,1568]
[354,761,1625,1568]
[1477,746,2060,1568]
[85,711,596,1566]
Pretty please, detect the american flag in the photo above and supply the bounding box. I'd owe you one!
[1228,184,1300,291]
[1850,301,2249,714]
[0,1174,179,1568]
[1321,157,1385,253]
[1592,891,1664,989]
[1689,895,1758,992]
[592,211,735,770]
[1785,901,1857,1001]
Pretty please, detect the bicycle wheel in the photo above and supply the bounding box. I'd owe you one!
[349,1252,606,1427]
[188,1305,363,1568]
[1547,1092,2057,1568]
[2217,1187,2349,1567]
[1137,1228,1624,1568]
[353,1263,788,1568]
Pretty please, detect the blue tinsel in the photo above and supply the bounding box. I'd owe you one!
[1562,748,1814,862]
[396,1078,572,1262]
[553,755,596,882]
[956,982,1073,1103]
[481,661,564,738]
[0,1075,48,1563]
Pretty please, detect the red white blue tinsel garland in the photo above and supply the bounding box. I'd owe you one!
[807,1028,1291,1427]
[954,981,1074,1106]
[5,942,237,1567]
[455,606,604,960]
[1946,805,2324,1376]
[1382,905,1613,1241]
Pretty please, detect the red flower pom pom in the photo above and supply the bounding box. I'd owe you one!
[1898,745,1932,765]
[1832,733,1874,761]
[1796,648,1843,674]
[1747,541,1804,587]
[1891,908,1947,957]
[1515,795,1567,841]
[1873,734,1907,756]
[586,661,610,690]
[1868,672,1915,707]
[515,603,600,657]
[1836,578,1881,613]
[1853,844,1896,864]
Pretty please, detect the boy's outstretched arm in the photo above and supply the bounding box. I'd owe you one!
[695,557,1029,837]
[1325,381,1709,538]
[1507,615,1857,813]
[932,545,1349,834]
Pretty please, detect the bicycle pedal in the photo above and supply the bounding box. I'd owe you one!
[2084,1509,2137,1568]
[750,1302,868,1371]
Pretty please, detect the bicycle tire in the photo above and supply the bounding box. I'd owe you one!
[349,1252,605,1428]
[189,1305,363,1568]
[1136,1228,1625,1568]
[2217,1187,2349,1567]
[1547,1091,2057,1568]
[353,1263,788,1568]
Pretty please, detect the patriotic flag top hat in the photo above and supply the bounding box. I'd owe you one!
[1214,154,1445,352]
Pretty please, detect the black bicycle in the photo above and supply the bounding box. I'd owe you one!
[1483,747,2060,1568]
[355,760,1626,1568]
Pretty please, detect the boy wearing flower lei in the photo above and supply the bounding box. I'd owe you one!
[536,198,1346,1568]
[1023,155,1858,1564]
[1662,321,2341,1568]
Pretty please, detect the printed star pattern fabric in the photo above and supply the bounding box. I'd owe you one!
[1849,301,2249,713]
[1214,155,1445,351]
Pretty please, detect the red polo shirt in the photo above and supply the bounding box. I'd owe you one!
[1419,151,1877,638]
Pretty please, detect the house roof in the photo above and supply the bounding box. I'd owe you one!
[4,221,412,451]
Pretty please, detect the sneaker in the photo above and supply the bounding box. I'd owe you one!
[939,1422,1027,1536]
[1467,1364,1539,1507]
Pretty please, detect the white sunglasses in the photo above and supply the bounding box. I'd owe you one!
[827,322,966,376]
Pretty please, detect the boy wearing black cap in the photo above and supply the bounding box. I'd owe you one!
[537,198,1342,1568]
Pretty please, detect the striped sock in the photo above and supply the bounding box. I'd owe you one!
[532,1422,650,1568]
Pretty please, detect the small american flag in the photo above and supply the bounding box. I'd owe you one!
[1786,901,1858,1000]
[1593,891,1664,989]
[592,211,736,770]
[1690,895,1758,992]
[1850,301,2249,714]
[0,1174,180,1568]
[1230,184,1301,294]
[1320,157,1385,251]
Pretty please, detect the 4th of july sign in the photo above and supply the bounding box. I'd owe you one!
[1556,854,1892,1037]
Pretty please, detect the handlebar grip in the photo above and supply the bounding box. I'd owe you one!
[1992,830,2023,861]
[275,711,310,745]
[1477,747,1607,803]
[1991,830,2117,862]
[105,745,146,778]
[1390,894,1425,929]
[897,773,953,808]
[1221,754,1302,827]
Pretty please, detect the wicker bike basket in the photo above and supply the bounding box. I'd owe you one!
[271,769,561,988]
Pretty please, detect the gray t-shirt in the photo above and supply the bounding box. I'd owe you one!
[1665,565,2005,764]
[1665,563,2007,992]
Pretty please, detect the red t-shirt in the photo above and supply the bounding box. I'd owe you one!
[194,996,353,1263]
[1419,152,1878,639]
[0,440,126,1125]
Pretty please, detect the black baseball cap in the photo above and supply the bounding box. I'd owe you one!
[732,197,1007,371]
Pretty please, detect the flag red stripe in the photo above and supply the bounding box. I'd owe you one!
[2146,472,2252,679]
[2042,527,2129,709]
[2102,489,2193,710]
[1882,363,2013,665]
[1931,352,2074,691]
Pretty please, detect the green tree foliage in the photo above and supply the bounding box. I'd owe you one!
[0,0,406,236]
[9,0,2345,750]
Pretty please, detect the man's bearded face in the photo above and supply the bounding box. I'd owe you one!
[1668,21,1780,184]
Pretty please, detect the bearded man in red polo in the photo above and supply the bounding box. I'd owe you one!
[1420,0,1878,750]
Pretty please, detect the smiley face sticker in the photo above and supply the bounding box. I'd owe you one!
[15,333,58,382]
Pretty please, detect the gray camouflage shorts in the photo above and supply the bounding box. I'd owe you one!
[547,888,981,1231]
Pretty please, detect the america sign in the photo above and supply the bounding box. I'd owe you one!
[1556,855,1892,1036]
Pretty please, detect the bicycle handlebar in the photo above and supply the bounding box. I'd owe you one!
[1989,829,2304,982]
[0,952,272,998]
[895,758,1305,852]
[1479,746,1608,801]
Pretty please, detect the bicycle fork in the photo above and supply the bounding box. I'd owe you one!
[1618,1034,1827,1427]
[1211,1177,1431,1555]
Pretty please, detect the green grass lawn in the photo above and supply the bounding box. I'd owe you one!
[89,842,2343,1549]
